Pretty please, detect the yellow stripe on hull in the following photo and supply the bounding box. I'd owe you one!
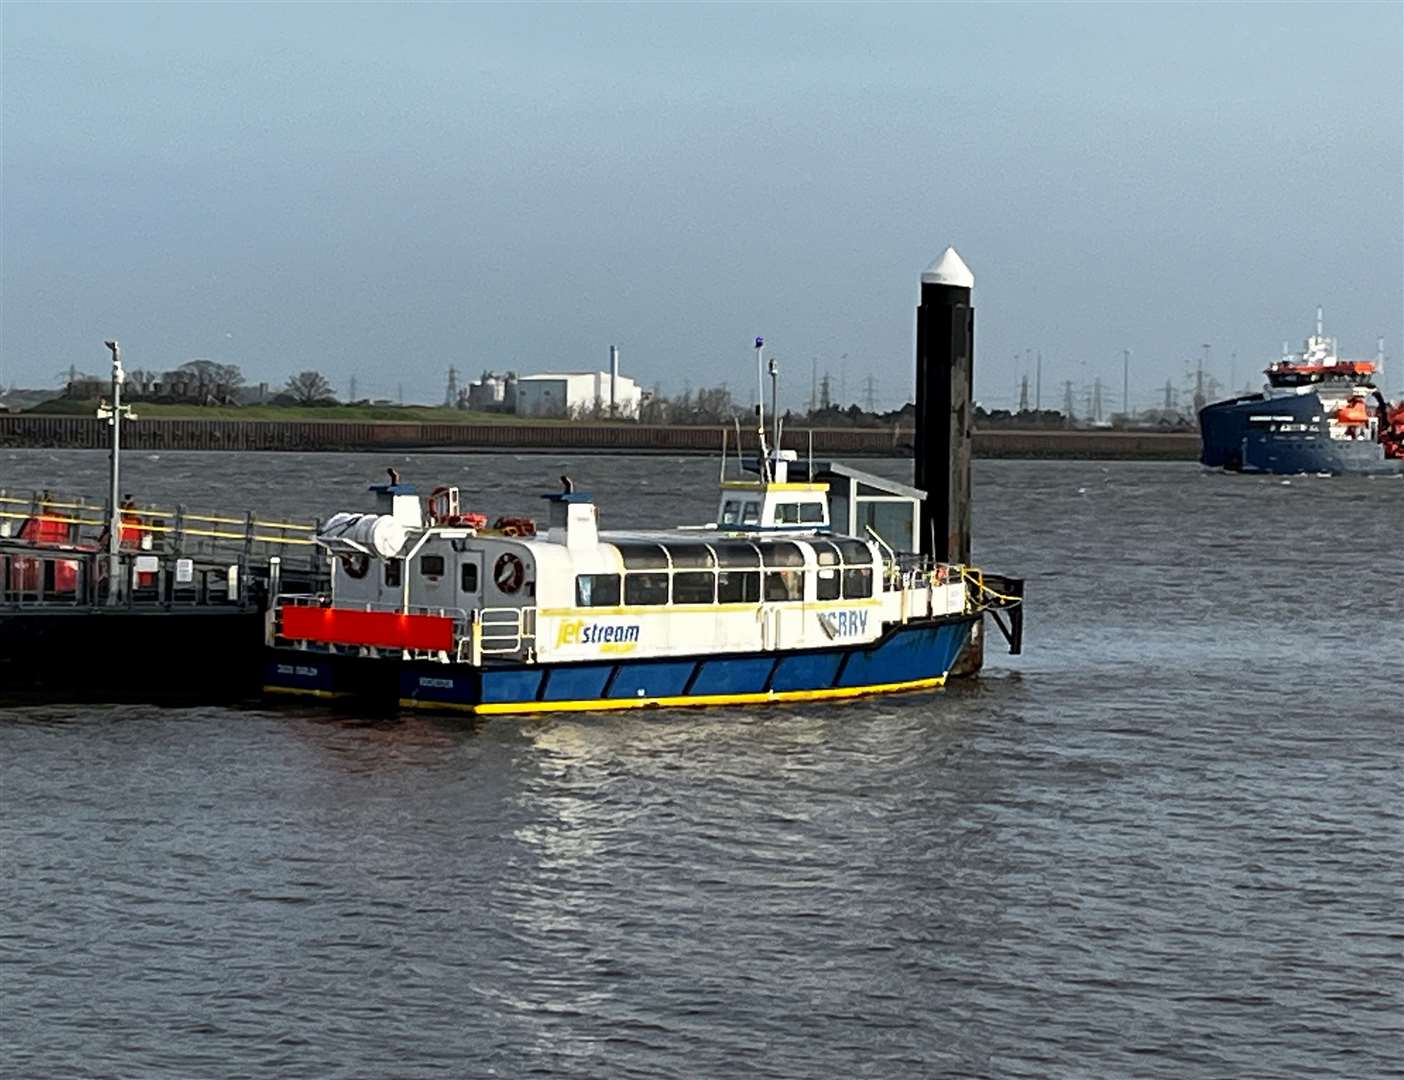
[262,685,352,701]
[397,674,946,716]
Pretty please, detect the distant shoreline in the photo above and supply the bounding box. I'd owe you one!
[0,415,1198,460]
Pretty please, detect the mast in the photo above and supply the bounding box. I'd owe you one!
[102,340,124,605]
[754,337,771,480]
[768,354,779,455]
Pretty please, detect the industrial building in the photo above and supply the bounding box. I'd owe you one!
[470,346,639,419]
[514,370,641,418]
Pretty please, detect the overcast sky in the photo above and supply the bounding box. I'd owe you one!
[3,2,1401,410]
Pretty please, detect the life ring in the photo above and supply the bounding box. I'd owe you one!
[493,515,537,538]
[493,552,525,594]
[341,553,370,579]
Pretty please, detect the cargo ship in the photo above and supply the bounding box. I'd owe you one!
[1199,309,1404,475]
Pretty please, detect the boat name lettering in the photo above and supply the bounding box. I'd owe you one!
[818,610,869,639]
[555,620,641,647]
[276,663,321,677]
[418,676,454,689]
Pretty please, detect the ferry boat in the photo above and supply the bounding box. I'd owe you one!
[1199,309,1404,475]
[262,446,1024,716]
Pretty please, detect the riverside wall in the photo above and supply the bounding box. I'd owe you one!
[0,416,1199,460]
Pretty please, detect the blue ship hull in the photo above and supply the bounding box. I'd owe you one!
[264,614,977,715]
[1199,392,1403,476]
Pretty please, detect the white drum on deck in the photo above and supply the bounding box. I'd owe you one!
[318,512,407,559]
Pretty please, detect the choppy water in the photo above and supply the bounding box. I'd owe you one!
[2,450,1401,1079]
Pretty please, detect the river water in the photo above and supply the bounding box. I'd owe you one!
[2,450,1401,1079]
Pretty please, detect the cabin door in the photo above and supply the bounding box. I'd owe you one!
[414,550,457,613]
[457,551,485,615]
[762,604,805,650]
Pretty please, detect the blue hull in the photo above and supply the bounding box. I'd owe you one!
[1199,392,1402,475]
[264,615,977,715]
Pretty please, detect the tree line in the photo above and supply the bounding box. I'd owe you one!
[64,361,339,407]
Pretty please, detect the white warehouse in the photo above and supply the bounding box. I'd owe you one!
[515,365,641,418]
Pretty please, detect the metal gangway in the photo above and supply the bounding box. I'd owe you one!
[0,488,327,611]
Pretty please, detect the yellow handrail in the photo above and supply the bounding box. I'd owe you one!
[958,566,1023,606]
[1,490,318,540]
[0,509,313,546]
[0,509,105,528]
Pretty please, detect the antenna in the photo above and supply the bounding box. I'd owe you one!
[1316,305,1324,339]
[768,354,779,454]
[754,337,770,481]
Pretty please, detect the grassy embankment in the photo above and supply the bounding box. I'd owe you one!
[25,399,591,425]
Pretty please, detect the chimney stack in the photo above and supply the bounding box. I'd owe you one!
[609,345,619,417]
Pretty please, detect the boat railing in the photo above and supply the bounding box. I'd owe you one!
[882,551,967,591]
[273,594,477,660]
[470,606,537,663]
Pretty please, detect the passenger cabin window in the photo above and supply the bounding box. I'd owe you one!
[665,544,715,568]
[713,542,761,568]
[672,571,715,605]
[741,501,761,525]
[624,572,669,606]
[843,567,873,599]
[461,562,479,593]
[420,554,445,578]
[760,541,805,567]
[614,543,669,570]
[799,502,825,524]
[384,559,402,588]
[764,570,803,602]
[576,573,621,607]
[720,500,742,525]
[816,569,840,601]
[836,539,872,565]
[717,570,760,603]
